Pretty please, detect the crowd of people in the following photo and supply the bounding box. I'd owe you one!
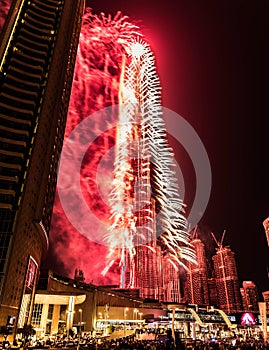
[1,329,269,350]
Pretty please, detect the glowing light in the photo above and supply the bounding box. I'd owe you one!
[241,312,256,325]
[129,42,146,57]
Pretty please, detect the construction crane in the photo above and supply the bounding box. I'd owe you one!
[211,229,226,249]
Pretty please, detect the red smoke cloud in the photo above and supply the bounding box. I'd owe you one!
[48,9,140,284]
[0,0,12,33]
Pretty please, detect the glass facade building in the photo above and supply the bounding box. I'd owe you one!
[0,0,85,331]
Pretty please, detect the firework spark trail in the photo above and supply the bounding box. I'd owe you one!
[137,43,197,268]
[105,36,196,284]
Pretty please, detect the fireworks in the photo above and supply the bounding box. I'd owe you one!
[100,22,196,283]
[52,9,196,285]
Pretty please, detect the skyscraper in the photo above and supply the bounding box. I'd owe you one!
[185,227,209,305]
[263,218,269,248]
[207,277,218,307]
[0,0,84,330]
[240,281,259,312]
[162,254,181,303]
[262,291,269,314]
[99,22,195,299]
[212,244,242,313]
[120,137,163,300]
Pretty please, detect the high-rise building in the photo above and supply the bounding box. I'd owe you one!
[208,277,218,307]
[240,287,247,310]
[0,0,85,330]
[105,34,195,299]
[212,245,242,313]
[262,291,269,314]
[121,124,163,300]
[240,281,259,312]
[185,227,209,305]
[162,255,181,303]
[263,218,269,248]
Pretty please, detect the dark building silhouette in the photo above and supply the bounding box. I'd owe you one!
[0,0,85,330]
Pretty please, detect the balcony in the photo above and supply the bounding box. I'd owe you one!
[2,82,39,101]
[5,71,41,92]
[0,100,34,119]
[28,12,55,29]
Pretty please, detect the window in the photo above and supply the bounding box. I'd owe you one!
[47,304,54,320]
[32,303,43,326]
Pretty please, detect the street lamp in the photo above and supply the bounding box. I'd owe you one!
[133,308,138,320]
[138,312,143,329]
[104,304,109,336]
[78,309,82,334]
[66,309,76,337]
[98,312,103,334]
[124,308,129,336]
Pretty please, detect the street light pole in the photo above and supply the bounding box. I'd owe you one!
[138,312,143,329]
[66,311,69,337]
[124,308,129,337]
[104,304,109,336]
[78,309,82,335]
[133,308,138,320]
[66,310,73,338]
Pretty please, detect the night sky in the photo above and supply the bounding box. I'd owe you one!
[1,0,268,296]
[86,0,269,294]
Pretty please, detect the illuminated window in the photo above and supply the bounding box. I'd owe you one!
[32,303,43,326]
[47,304,54,320]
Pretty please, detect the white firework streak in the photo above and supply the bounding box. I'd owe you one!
[135,40,197,268]
[102,37,196,279]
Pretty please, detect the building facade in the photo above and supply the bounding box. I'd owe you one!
[185,231,209,305]
[263,218,269,248]
[0,0,85,331]
[162,255,181,303]
[240,281,259,312]
[212,246,242,313]
[262,291,269,314]
[207,278,218,307]
[32,270,143,337]
[32,271,235,339]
